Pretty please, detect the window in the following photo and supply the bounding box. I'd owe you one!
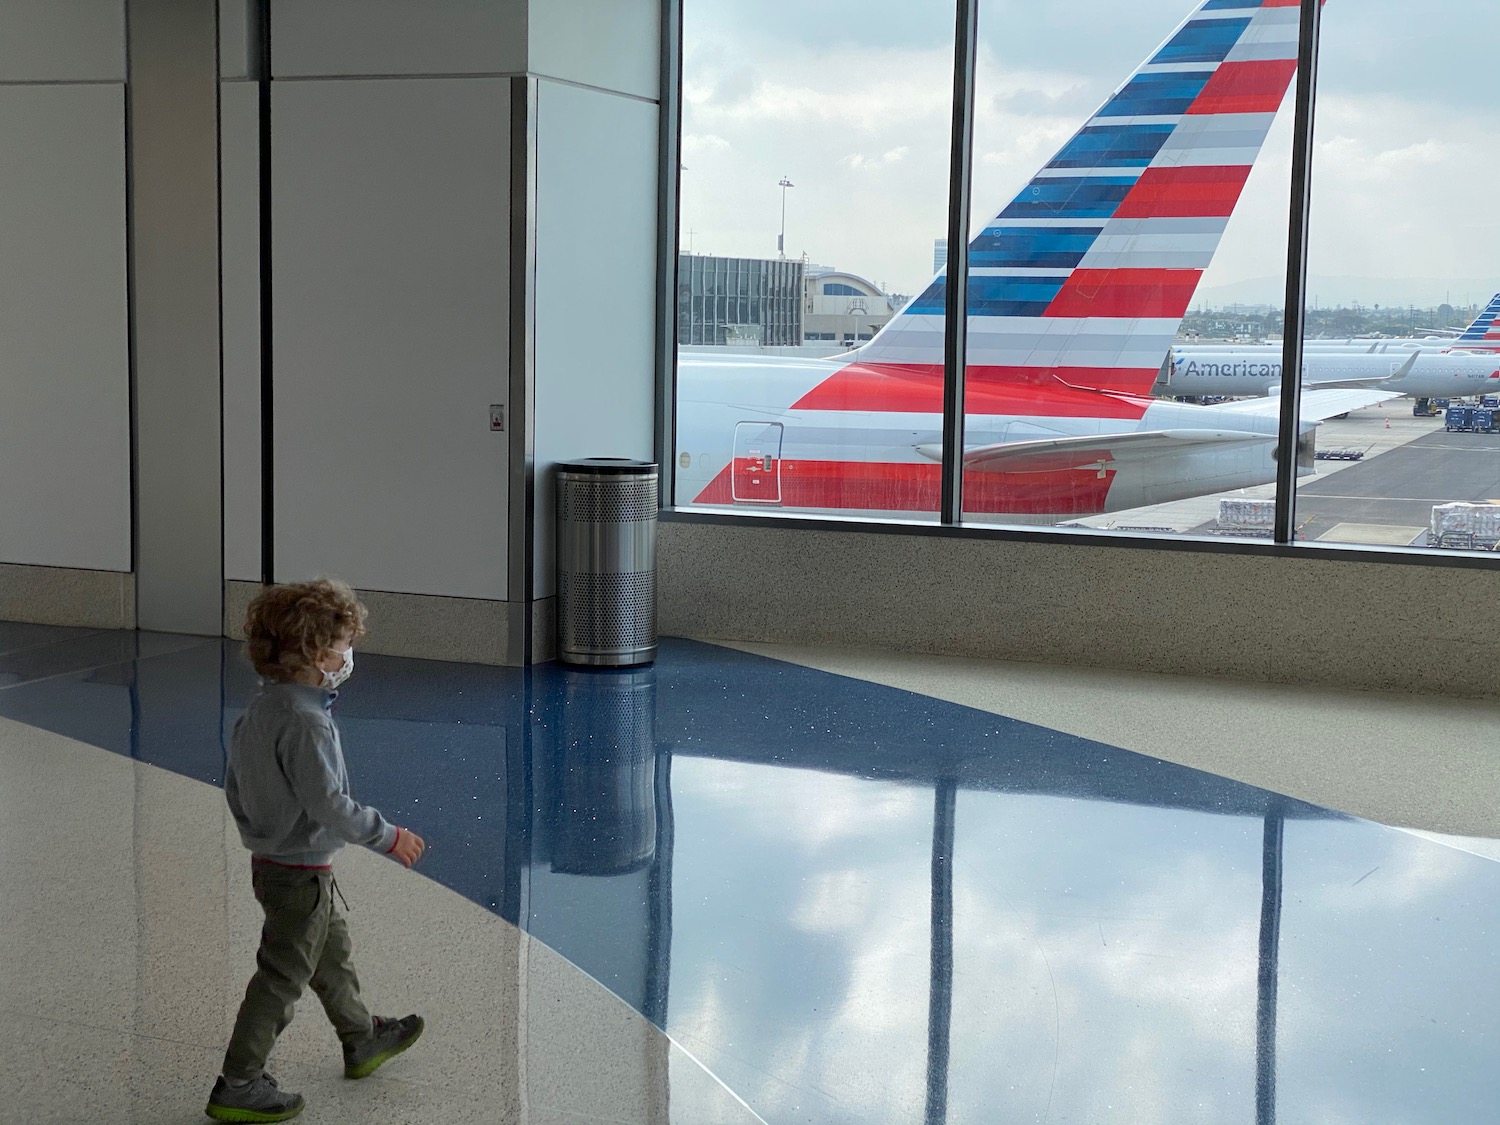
[672,0,1500,563]
[1294,0,1500,554]
[676,0,954,519]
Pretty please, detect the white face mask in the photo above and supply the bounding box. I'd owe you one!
[321,646,354,690]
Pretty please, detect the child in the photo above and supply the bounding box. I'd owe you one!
[206,579,427,1123]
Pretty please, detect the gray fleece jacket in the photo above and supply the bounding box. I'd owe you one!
[225,682,397,866]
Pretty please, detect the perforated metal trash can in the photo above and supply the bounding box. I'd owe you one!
[555,458,658,667]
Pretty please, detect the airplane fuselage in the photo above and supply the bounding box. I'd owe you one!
[676,353,1298,521]
[1163,347,1500,399]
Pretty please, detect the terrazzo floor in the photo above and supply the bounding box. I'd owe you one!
[2,622,1496,1124]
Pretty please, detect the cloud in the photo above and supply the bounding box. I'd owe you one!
[687,49,953,132]
[681,38,1111,290]
[681,0,1500,301]
[842,146,909,171]
[1291,94,1500,290]
[682,132,731,154]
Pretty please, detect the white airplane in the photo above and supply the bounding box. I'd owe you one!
[1161,343,1500,399]
[675,0,1391,523]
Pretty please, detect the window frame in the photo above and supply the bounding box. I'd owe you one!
[656,0,1500,571]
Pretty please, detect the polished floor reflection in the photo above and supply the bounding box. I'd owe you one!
[1,621,1496,1124]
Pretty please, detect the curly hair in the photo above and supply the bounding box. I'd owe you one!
[244,579,368,682]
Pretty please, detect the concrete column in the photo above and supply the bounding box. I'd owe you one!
[243,0,663,666]
[128,0,224,635]
[525,0,663,662]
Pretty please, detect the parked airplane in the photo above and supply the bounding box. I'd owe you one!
[1161,342,1500,399]
[1449,293,1500,350]
[675,0,1387,522]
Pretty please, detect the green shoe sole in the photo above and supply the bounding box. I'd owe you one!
[345,1018,425,1079]
[203,1097,305,1123]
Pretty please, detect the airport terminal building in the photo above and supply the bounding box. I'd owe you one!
[1,2,1498,1123]
[676,253,804,346]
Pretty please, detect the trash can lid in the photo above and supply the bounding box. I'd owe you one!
[556,458,658,475]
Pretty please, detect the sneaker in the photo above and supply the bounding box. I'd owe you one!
[343,1014,425,1079]
[204,1073,305,1123]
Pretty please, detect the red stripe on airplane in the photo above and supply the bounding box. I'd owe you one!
[1113,166,1252,219]
[789,362,1154,417]
[1187,59,1299,115]
[692,459,1117,516]
[1044,268,1203,322]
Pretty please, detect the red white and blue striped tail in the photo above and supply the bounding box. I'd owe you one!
[1453,292,1500,348]
[855,0,1311,397]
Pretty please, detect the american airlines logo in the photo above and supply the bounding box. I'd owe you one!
[1179,359,1281,378]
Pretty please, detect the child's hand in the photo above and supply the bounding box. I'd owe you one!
[391,827,426,868]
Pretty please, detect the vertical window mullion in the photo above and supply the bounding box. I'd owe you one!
[940,0,979,526]
[1273,0,1323,544]
[656,0,684,507]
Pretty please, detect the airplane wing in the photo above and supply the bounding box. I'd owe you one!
[1268,355,1414,392]
[1269,378,1391,391]
[915,429,1271,475]
[1210,388,1402,421]
[1219,350,1417,395]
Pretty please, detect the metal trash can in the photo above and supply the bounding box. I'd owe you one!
[555,458,658,666]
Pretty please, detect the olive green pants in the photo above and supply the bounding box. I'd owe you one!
[222,863,372,1081]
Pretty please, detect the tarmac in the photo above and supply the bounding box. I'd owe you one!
[1064,402,1500,547]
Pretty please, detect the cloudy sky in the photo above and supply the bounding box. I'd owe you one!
[680,0,1500,309]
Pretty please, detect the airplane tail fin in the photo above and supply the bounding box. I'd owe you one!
[1452,292,1500,348]
[856,0,1310,396]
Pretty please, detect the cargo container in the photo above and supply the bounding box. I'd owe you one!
[1431,502,1500,549]
[1217,498,1275,532]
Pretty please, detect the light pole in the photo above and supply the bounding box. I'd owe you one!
[777,176,794,258]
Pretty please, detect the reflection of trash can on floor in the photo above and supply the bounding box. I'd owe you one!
[548,666,658,876]
[555,458,658,667]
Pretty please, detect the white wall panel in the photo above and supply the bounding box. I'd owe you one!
[0,0,124,82]
[271,0,525,78]
[0,85,129,572]
[220,82,262,582]
[532,81,658,597]
[530,0,659,102]
[218,0,253,80]
[273,78,510,599]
